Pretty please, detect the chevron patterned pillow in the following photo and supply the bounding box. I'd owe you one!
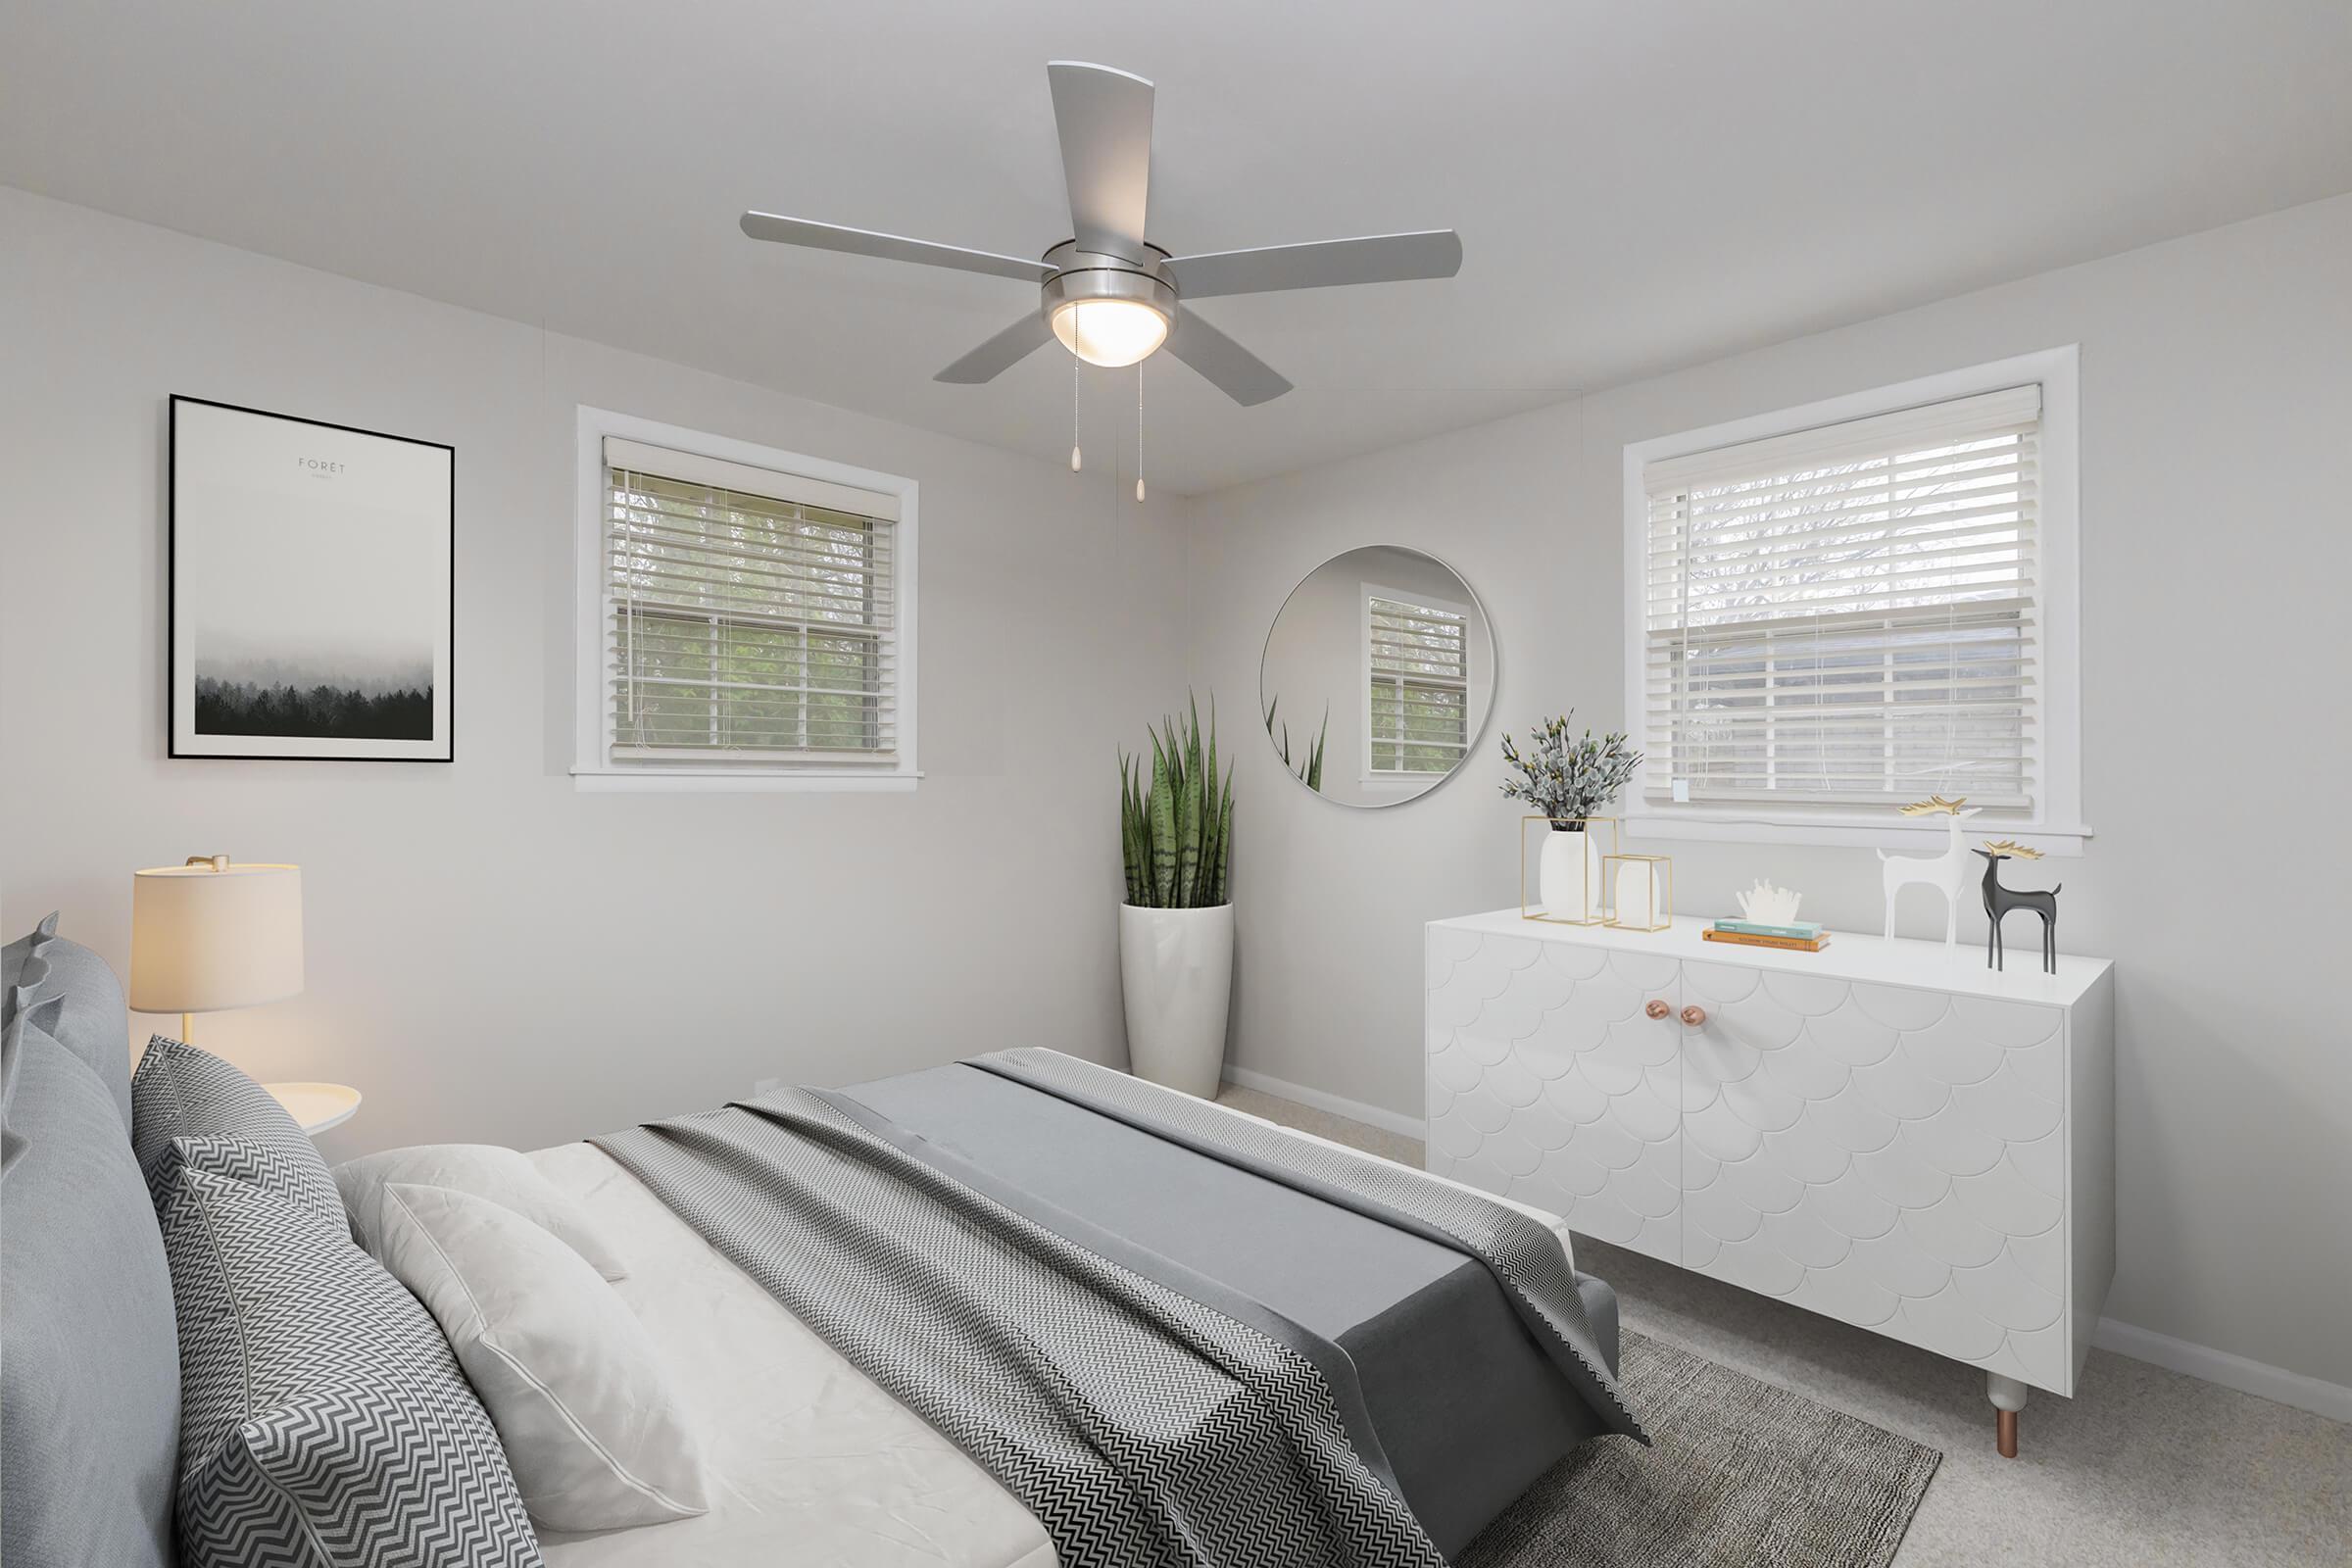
[161,1159,543,1568]
[132,1035,343,1227]
[149,1132,328,1209]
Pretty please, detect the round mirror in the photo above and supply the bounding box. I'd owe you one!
[1258,546,1494,808]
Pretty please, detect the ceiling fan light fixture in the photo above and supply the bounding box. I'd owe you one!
[1050,297,1169,368]
[739,64,1460,408]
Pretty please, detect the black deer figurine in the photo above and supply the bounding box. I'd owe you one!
[1974,842,2061,974]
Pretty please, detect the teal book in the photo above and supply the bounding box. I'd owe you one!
[1713,918,1825,941]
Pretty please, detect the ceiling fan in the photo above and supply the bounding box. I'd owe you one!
[739,61,1462,407]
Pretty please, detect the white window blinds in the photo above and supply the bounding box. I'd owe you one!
[602,437,900,765]
[1641,384,2041,811]
[1367,593,1470,774]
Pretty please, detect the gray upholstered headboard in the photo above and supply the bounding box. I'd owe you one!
[1,915,181,1568]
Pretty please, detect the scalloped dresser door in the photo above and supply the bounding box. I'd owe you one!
[1426,930,1682,1263]
[1679,968,2070,1390]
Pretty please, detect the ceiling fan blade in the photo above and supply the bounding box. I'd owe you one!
[740,212,1049,283]
[1164,311,1292,406]
[934,313,1055,384]
[1162,230,1462,300]
[1046,62,1153,260]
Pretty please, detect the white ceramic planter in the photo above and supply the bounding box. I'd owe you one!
[1538,827,1606,920]
[1118,904,1234,1099]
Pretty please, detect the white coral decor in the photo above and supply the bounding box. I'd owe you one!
[1736,880,1803,926]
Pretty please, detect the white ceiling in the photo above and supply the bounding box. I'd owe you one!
[7,2,2350,494]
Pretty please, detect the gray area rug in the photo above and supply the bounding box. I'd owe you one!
[1462,1330,1941,1568]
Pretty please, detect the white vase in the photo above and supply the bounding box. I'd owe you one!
[1119,904,1235,1099]
[1538,828,1606,921]
[1613,857,1661,927]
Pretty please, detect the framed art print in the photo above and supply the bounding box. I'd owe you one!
[170,396,454,760]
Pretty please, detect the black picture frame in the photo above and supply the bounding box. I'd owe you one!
[168,395,455,761]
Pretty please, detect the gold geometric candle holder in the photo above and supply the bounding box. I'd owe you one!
[1601,852,1674,932]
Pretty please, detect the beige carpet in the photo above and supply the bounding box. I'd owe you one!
[1214,1086,2352,1568]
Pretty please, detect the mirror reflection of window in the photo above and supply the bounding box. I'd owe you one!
[1260,545,1492,808]
[1365,588,1469,776]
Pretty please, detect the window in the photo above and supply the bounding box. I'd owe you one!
[1365,585,1470,777]
[1623,349,2082,847]
[573,410,916,790]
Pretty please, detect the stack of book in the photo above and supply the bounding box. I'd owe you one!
[1702,917,1830,953]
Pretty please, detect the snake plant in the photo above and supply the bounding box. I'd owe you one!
[1261,694,1327,793]
[1121,696,1234,908]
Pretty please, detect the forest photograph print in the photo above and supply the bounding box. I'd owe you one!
[170,397,453,760]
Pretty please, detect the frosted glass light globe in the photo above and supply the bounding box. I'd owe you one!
[1051,298,1169,368]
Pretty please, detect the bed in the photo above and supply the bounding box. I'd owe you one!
[529,1067,1626,1567]
[3,915,1636,1568]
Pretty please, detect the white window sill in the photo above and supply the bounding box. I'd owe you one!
[572,768,920,794]
[1622,810,2093,857]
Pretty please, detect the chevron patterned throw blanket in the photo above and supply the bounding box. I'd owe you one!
[595,1051,1641,1567]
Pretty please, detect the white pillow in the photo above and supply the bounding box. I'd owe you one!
[376,1181,710,1532]
[334,1144,629,1280]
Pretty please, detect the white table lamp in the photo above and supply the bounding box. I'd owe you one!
[130,856,304,1041]
[127,857,356,1135]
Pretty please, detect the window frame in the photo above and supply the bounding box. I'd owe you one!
[1620,347,2086,852]
[1359,578,1474,788]
[571,406,919,792]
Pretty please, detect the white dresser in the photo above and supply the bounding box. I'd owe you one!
[1426,910,2113,1454]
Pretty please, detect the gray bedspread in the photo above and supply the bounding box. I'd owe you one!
[970,1050,1642,1450]
[596,1087,1446,1568]
[594,1049,1641,1566]
[844,1061,1627,1555]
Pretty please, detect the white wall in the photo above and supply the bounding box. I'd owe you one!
[1187,192,2352,1390]
[0,188,1190,1160]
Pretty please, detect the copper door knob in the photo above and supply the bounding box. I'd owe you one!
[1645,1001,1672,1020]
[1681,1004,1708,1028]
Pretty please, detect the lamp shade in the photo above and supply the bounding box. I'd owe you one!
[128,861,304,1014]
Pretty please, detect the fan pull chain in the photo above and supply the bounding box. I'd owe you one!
[1069,358,1082,472]
[1134,363,1146,502]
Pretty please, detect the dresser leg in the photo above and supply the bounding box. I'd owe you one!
[1986,1372,2028,1458]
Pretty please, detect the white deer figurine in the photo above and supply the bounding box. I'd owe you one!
[1877,795,1982,947]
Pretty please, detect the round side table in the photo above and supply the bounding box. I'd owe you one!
[263,1082,363,1137]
